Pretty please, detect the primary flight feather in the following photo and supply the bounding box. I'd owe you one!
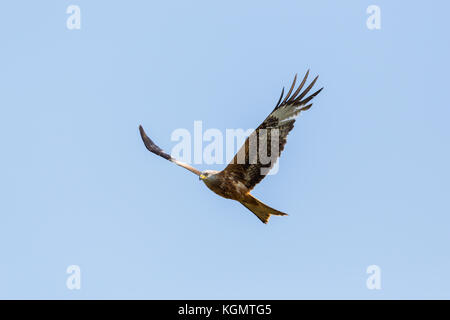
[139,71,323,224]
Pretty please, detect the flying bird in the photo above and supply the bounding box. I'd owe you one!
[139,71,323,223]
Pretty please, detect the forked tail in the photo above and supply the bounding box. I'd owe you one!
[240,194,287,224]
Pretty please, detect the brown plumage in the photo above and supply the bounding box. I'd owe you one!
[139,71,323,224]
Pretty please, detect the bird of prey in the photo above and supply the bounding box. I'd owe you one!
[139,71,322,224]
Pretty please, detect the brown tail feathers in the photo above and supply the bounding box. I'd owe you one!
[240,194,287,224]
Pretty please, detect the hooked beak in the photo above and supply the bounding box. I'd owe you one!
[199,174,206,180]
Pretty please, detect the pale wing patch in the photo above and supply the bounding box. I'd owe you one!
[272,104,303,125]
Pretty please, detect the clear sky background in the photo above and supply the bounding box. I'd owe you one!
[1,1,449,299]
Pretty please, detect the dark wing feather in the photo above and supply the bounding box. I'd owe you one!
[139,125,202,176]
[219,71,323,190]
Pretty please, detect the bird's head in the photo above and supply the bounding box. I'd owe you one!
[199,170,218,181]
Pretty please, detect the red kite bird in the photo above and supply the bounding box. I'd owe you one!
[139,71,322,223]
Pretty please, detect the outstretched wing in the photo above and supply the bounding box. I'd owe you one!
[139,125,202,176]
[219,71,323,191]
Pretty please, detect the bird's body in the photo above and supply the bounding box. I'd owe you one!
[199,169,286,223]
[139,71,323,224]
[201,170,247,201]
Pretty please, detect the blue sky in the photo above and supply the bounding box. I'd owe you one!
[1,0,449,299]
